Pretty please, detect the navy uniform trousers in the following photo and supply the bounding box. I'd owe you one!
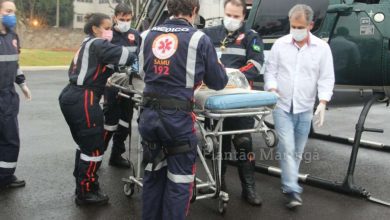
[59,84,105,194]
[139,107,197,220]
[0,88,20,185]
[103,86,134,154]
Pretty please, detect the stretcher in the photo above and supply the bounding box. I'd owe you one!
[192,84,278,214]
[112,69,279,215]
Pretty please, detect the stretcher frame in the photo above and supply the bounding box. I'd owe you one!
[192,105,278,214]
[112,82,278,214]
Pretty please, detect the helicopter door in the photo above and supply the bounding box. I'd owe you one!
[328,11,383,86]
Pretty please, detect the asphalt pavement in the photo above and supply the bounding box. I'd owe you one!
[1,70,390,220]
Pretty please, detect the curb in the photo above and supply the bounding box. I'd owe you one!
[21,66,69,71]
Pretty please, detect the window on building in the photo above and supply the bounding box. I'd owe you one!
[77,0,93,3]
[99,0,109,3]
[76,14,84,22]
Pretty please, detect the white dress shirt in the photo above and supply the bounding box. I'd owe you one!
[264,33,335,114]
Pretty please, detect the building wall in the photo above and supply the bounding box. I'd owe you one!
[199,0,225,27]
[19,27,85,49]
[73,0,118,29]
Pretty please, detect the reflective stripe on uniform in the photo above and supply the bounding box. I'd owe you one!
[215,47,246,56]
[0,161,17,169]
[248,59,263,72]
[118,119,129,128]
[139,30,151,80]
[126,46,138,53]
[119,46,130,66]
[104,124,118,131]
[144,160,167,172]
[167,171,195,184]
[186,31,204,88]
[77,38,99,86]
[0,54,19,62]
[80,153,103,162]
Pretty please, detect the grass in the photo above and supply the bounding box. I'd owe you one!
[20,49,76,66]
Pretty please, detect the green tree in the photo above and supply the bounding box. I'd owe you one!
[15,0,74,27]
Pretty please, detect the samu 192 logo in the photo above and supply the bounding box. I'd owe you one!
[152,33,178,60]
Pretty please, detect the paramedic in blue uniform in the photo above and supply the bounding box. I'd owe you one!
[0,0,31,189]
[103,3,141,168]
[59,13,136,206]
[200,0,264,206]
[138,0,228,219]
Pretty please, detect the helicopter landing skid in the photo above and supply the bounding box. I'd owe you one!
[243,93,390,207]
[309,93,390,152]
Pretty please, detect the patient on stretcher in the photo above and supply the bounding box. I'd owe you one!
[195,69,278,110]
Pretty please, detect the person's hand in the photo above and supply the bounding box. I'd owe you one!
[268,88,280,98]
[19,84,32,101]
[314,102,326,127]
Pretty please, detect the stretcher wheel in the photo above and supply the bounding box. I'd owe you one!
[218,199,228,215]
[204,135,218,155]
[123,182,135,197]
[263,129,278,148]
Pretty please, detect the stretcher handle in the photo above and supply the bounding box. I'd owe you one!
[110,82,142,95]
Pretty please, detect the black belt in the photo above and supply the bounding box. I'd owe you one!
[69,83,104,94]
[142,140,193,172]
[142,140,193,156]
[142,94,193,112]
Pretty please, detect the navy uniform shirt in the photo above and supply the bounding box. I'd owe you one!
[103,27,141,74]
[203,24,264,85]
[68,36,136,96]
[0,29,25,90]
[112,27,141,55]
[139,18,228,101]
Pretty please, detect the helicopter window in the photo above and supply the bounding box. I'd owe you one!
[251,0,329,37]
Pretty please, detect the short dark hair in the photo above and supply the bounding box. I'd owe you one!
[224,0,246,15]
[83,13,110,35]
[167,0,200,17]
[115,3,133,16]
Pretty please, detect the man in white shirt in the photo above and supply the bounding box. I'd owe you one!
[264,4,335,209]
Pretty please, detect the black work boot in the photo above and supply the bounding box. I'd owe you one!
[109,152,131,168]
[75,189,109,206]
[0,175,26,189]
[238,161,262,206]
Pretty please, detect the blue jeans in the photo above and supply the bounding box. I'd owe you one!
[273,107,313,194]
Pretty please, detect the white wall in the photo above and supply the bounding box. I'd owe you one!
[73,0,118,29]
[198,0,224,27]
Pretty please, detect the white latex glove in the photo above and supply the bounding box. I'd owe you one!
[19,84,32,101]
[106,77,113,87]
[314,102,326,127]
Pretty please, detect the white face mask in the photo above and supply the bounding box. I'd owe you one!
[290,28,308,42]
[116,20,131,33]
[223,16,242,32]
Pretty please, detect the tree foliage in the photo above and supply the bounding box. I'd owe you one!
[15,0,74,27]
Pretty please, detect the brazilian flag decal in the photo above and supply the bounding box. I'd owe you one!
[252,44,261,52]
